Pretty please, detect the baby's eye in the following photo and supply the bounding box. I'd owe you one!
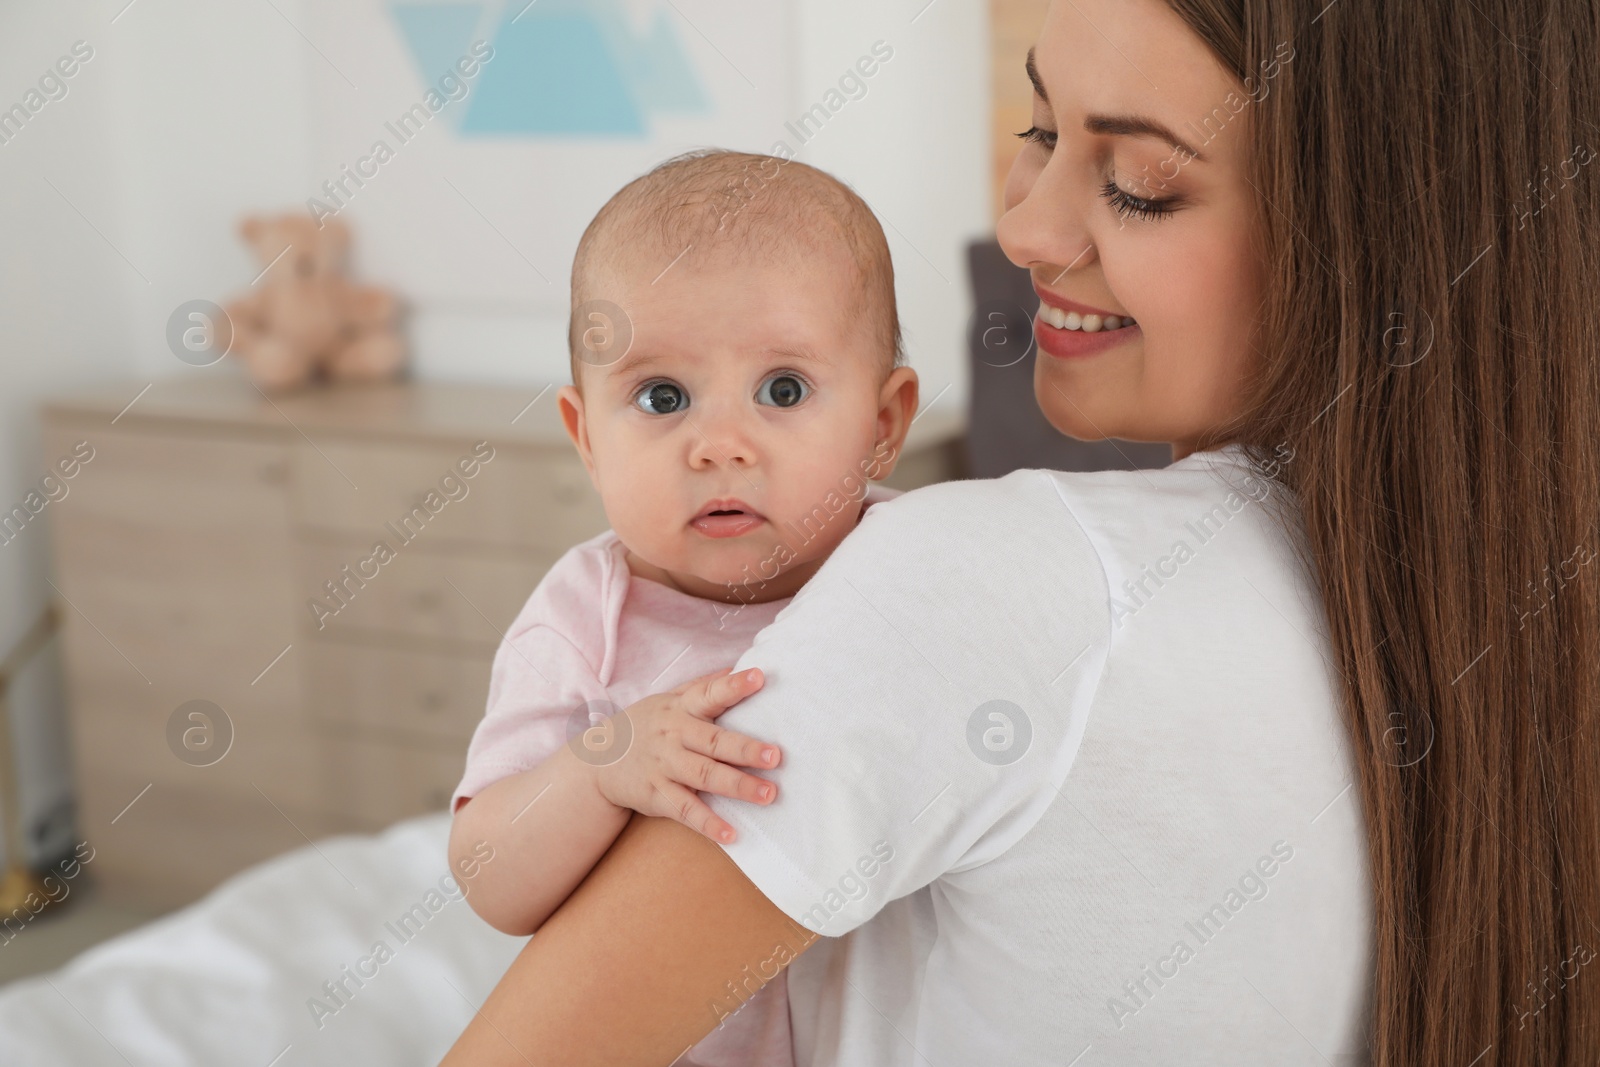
[757,373,809,408]
[633,381,688,415]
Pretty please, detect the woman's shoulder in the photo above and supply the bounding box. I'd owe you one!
[812,469,1115,628]
[849,470,1078,550]
[858,467,1076,526]
[859,453,1268,541]
[842,451,1297,615]
[841,469,1116,587]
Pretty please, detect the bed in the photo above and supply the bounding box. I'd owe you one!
[0,813,524,1065]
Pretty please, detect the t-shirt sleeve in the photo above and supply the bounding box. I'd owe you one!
[703,470,1112,936]
[450,620,610,814]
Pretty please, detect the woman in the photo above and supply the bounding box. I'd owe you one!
[443,0,1600,1062]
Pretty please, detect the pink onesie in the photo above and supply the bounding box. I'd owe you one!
[451,483,900,1067]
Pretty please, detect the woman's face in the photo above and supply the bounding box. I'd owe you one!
[997,0,1268,458]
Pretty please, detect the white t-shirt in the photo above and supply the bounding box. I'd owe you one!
[705,443,1373,1066]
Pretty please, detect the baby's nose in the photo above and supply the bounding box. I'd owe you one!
[684,408,758,469]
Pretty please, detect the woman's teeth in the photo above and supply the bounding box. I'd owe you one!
[1037,301,1137,332]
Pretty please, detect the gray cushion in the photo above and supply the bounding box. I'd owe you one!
[964,239,1172,478]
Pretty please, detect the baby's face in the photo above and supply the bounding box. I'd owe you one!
[558,245,914,603]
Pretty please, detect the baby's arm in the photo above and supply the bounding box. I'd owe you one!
[449,741,629,936]
[449,666,781,937]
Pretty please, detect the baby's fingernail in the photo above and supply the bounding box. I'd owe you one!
[762,747,777,764]
[720,828,735,842]
[759,785,773,800]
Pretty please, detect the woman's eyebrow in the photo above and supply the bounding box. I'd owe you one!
[1085,114,1208,165]
[1024,46,1209,165]
[1025,46,1050,103]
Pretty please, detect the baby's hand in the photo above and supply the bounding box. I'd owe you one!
[590,666,780,844]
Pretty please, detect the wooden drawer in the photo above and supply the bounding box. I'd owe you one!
[42,424,301,711]
[47,546,299,688]
[41,422,292,526]
[306,640,492,741]
[291,439,610,552]
[72,763,352,910]
[65,671,345,911]
[297,539,552,644]
[322,734,471,828]
[62,662,320,802]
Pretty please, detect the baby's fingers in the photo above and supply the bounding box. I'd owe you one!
[675,751,778,807]
[656,780,743,845]
[667,665,734,697]
[687,719,781,770]
[683,666,765,720]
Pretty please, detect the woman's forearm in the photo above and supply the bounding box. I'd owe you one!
[440,813,815,1066]
[448,746,632,936]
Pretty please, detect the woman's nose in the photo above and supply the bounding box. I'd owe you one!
[996,157,1099,281]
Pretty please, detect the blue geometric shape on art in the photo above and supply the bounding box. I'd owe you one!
[611,7,709,115]
[387,0,712,136]
[460,6,645,135]
[390,3,486,89]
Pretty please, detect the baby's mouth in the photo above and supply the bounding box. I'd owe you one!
[690,500,766,539]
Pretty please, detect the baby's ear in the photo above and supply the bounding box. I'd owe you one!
[874,365,920,468]
[556,384,598,482]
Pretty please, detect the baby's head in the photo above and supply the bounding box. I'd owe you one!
[557,149,919,605]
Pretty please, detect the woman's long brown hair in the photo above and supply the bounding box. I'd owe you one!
[1164,0,1600,1061]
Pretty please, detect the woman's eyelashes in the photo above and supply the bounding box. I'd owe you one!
[1016,124,1058,151]
[629,372,812,416]
[1014,125,1180,222]
[1099,179,1178,222]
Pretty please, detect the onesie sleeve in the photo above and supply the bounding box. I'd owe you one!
[449,539,620,814]
[703,470,1112,936]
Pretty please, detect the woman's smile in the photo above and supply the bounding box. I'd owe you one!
[1034,302,1142,359]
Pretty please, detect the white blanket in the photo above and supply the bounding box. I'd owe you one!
[0,813,527,1065]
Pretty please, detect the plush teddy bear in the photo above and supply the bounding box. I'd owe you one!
[224,214,406,392]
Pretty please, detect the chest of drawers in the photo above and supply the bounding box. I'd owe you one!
[40,377,966,908]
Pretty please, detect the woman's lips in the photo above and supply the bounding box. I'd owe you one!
[1035,311,1141,359]
[1030,283,1140,359]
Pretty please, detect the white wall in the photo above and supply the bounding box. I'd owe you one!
[103,0,989,400]
[0,0,989,859]
[790,0,990,415]
[0,0,141,867]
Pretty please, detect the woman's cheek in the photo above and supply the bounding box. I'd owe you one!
[1003,153,1043,212]
[1095,244,1156,340]
[1193,242,1265,380]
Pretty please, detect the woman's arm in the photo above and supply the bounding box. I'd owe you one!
[439,811,817,1066]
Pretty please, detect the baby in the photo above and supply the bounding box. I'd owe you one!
[447,148,919,1067]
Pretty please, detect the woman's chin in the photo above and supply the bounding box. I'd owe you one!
[1032,395,1115,443]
